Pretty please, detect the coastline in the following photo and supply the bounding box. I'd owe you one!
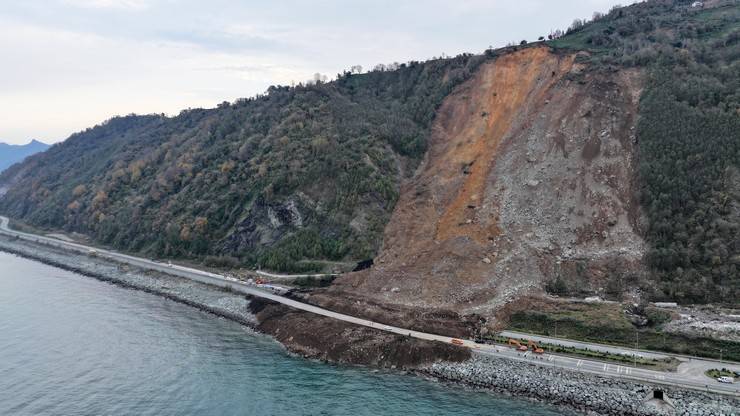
[1,235,738,416]
[0,234,469,367]
[421,356,739,416]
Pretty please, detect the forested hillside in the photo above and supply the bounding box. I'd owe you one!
[0,54,488,272]
[0,0,737,304]
[551,0,739,304]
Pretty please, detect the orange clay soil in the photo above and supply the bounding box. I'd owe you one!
[323,45,645,318]
[435,47,575,244]
[326,47,577,305]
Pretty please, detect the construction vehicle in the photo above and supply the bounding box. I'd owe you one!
[528,340,545,354]
[508,338,528,352]
[450,338,464,346]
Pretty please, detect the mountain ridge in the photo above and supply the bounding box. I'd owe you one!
[0,139,50,173]
[1,0,738,308]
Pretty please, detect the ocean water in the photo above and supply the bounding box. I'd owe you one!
[0,251,568,416]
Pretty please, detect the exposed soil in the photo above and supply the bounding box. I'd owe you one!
[329,46,646,322]
[662,305,740,342]
[298,291,484,338]
[249,297,471,368]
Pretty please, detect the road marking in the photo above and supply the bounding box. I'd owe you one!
[603,364,608,372]
[577,360,583,367]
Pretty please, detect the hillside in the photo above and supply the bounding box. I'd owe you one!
[326,0,740,312]
[1,0,738,311]
[0,140,49,173]
[0,55,489,272]
[332,46,646,312]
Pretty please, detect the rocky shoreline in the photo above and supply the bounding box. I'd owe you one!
[1,235,738,416]
[422,356,739,416]
[0,236,257,327]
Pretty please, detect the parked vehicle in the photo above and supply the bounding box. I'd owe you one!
[450,338,464,346]
[717,376,735,384]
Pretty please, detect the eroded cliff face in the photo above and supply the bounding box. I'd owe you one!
[329,47,645,315]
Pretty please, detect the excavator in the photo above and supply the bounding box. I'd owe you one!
[508,339,528,352]
[508,338,545,354]
[528,340,545,354]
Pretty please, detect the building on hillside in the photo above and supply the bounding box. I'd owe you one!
[691,1,704,7]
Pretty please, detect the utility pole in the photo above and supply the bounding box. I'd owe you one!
[634,329,639,368]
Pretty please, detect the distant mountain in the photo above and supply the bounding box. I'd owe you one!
[0,140,50,173]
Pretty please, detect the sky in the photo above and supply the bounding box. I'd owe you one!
[0,0,626,145]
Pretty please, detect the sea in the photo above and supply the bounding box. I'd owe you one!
[0,251,568,416]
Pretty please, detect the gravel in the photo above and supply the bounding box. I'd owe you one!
[423,355,739,416]
[0,235,256,326]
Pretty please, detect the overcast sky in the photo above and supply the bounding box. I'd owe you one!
[0,0,625,145]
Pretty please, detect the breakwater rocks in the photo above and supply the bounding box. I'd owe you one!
[424,356,739,416]
[3,234,738,416]
[0,236,257,326]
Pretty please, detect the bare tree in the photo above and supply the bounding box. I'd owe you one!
[311,73,328,84]
[568,18,585,33]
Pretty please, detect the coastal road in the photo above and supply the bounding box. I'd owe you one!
[1,216,738,397]
[499,330,670,360]
[254,270,336,280]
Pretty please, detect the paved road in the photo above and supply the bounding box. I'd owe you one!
[500,330,670,360]
[1,216,738,397]
[255,270,336,279]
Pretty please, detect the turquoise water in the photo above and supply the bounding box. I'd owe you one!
[0,251,568,416]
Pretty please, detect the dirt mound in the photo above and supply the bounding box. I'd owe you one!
[250,298,470,368]
[329,46,646,317]
[302,291,482,338]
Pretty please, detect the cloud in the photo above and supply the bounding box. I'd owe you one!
[156,28,284,53]
[60,0,151,10]
[0,0,626,144]
[0,18,315,144]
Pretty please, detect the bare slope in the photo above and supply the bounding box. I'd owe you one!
[329,47,645,315]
